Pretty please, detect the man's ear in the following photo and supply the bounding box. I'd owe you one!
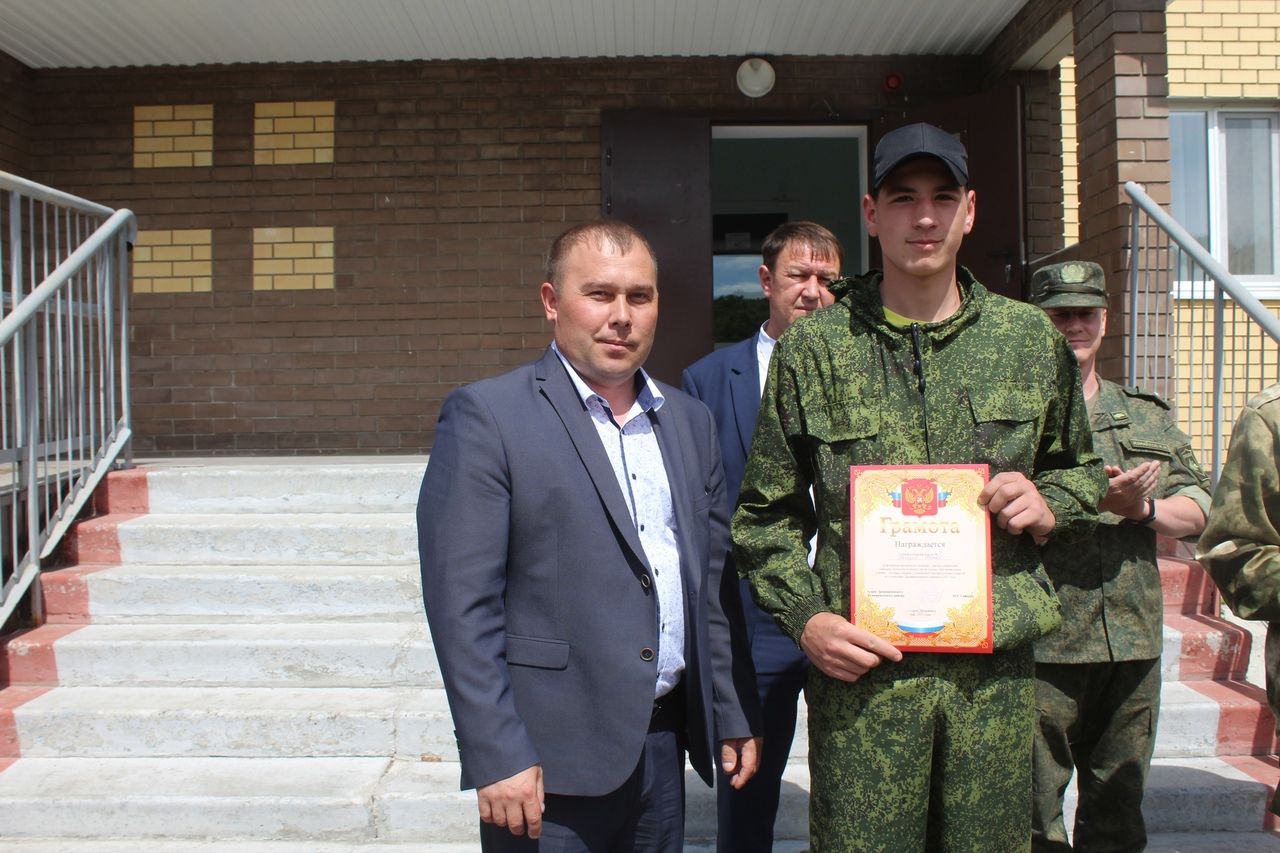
[540,281,558,322]
[862,193,879,237]
[758,265,774,298]
[963,189,976,235]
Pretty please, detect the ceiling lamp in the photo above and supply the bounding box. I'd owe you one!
[735,57,776,98]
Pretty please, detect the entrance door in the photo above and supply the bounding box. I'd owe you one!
[880,84,1026,299]
[710,126,868,346]
[601,111,711,384]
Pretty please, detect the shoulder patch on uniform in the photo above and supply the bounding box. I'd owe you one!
[1110,410,1131,424]
[1120,385,1171,409]
[1249,383,1280,410]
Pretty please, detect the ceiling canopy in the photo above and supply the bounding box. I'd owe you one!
[0,0,1031,69]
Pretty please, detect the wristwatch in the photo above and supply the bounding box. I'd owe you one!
[1133,497,1156,527]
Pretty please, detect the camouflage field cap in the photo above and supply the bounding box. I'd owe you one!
[1030,261,1108,309]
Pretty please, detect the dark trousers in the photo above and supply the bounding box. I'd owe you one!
[480,695,686,853]
[717,585,809,853]
[1032,658,1160,853]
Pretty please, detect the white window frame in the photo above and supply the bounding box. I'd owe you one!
[1171,105,1280,299]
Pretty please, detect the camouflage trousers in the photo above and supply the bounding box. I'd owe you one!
[1031,658,1160,852]
[1268,624,1280,814]
[806,647,1034,853]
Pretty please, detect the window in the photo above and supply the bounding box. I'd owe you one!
[1171,108,1280,293]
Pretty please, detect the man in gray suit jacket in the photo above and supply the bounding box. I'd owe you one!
[419,220,761,852]
[682,222,840,852]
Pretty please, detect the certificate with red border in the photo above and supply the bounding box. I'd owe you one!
[849,464,993,653]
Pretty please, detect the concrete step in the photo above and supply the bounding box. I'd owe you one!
[1163,615,1253,682]
[68,512,417,566]
[1160,554,1219,615]
[0,756,411,840]
[94,461,425,515]
[1,623,440,688]
[3,678,1263,769]
[6,686,455,761]
[0,754,1272,846]
[41,563,425,624]
[1156,680,1279,759]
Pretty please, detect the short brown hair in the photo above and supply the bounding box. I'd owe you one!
[544,220,658,290]
[761,221,843,273]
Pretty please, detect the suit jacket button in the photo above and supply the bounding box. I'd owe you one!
[640,647,655,661]
[640,574,651,589]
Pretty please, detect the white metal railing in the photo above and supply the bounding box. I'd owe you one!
[0,171,136,630]
[1125,180,1280,485]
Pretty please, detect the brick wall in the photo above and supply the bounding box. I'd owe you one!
[19,54,992,454]
[1168,0,1280,99]
[0,51,31,175]
[1072,0,1170,388]
[1022,70,1068,260]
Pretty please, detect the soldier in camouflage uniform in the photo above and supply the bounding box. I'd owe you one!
[1028,262,1211,852]
[1198,382,1280,814]
[732,123,1106,852]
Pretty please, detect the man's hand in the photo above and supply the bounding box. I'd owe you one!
[1099,461,1160,519]
[800,611,903,682]
[720,736,763,789]
[477,764,545,839]
[978,472,1056,540]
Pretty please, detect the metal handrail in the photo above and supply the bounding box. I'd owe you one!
[0,170,136,631]
[1124,180,1280,484]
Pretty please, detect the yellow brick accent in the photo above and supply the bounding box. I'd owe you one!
[1169,0,1280,98]
[252,227,335,290]
[1060,56,1079,246]
[1175,298,1280,462]
[254,101,335,166]
[133,104,213,169]
[132,229,213,293]
[1205,82,1246,96]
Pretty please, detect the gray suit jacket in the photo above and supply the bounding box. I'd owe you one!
[418,347,758,797]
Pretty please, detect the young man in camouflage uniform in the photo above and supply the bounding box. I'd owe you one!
[1198,381,1280,815]
[732,123,1106,852]
[1028,261,1211,852]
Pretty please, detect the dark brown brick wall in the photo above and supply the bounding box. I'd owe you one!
[1020,69,1067,262]
[1071,0,1170,387]
[983,0,1074,82]
[0,51,31,175]
[15,54,1002,455]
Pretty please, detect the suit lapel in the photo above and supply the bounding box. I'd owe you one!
[729,340,760,461]
[534,348,651,570]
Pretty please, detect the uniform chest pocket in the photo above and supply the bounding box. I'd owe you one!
[804,399,879,446]
[966,383,1041,471]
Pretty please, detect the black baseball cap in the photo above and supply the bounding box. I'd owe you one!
[872,123,969,192]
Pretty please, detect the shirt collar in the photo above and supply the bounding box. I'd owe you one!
[550,341,665,414]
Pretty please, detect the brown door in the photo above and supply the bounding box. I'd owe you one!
[601,111,712,384]
[876,84,1026,300]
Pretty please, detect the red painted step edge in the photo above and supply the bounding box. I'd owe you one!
[0,466,150,773]
[0,626,78,774]
[1159,555,1218,615]
[93,467,149,515]
[1186,678,1280,757]
[1167,612,1252,682]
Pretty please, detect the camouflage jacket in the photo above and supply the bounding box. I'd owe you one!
[732,269,1106,651]
[1036,379,1211,663]
[1198,382,1280,623]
